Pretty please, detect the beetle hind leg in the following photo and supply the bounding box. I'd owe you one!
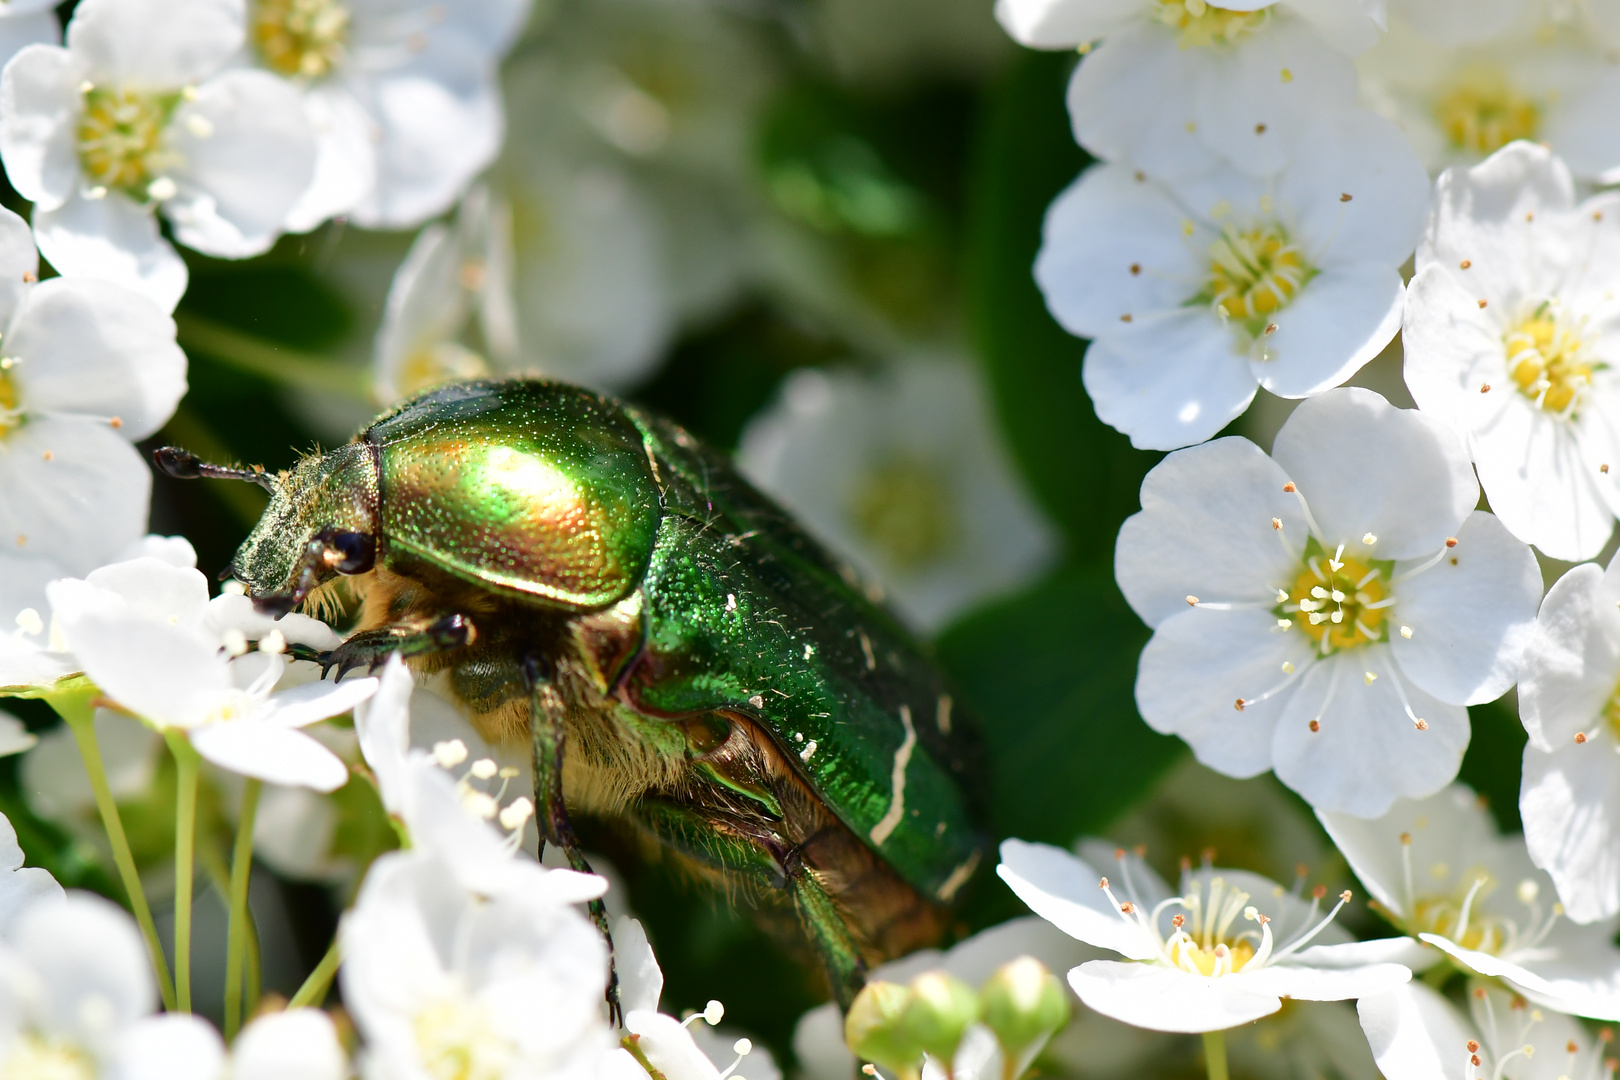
[524,655,623,1024]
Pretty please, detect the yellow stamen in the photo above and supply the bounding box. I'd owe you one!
[253,0,351,80]
[1505,311,1591,416]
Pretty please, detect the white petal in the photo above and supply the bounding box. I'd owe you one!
[1519,560,1620,749]
[33,190,188,312]
[1271,387,1478,560]
[1281,92,1442,217]
[1522,733,1620,924]
[0,43,82,211]
[197,594,342,652]
[350,75,501,230]
[0,806,60,932]
[67,614,230,729]
[231,1008,345,1080]
[626,1011,722,1080]
[1135,608,1308,778]
[12,277,184,440]
[1068,960,1281,1033]
[0,13,57,77]
[993,0,1141,46]
[612,916,663,1016]
[1417,143,1576,307]
[282,84,376,233]
[1082,311,1258,451]
[113,534,196,568]
[354,654,413,815]
[165,69,315,258]
[1235,959,1410,1002]
[1066,24,1219,183]
[1389,510,1539,706]
[1546,68,1620,186]
[259,675,378,728]
[66,0,241,86]
[0,203,36,328]
[191,722,350,792]
[996,840,1158,960]
[0,711,34,756]
[14,891,155,1050]
[1356,982,1473,1080]
[1033,164,1203,339]
[1253,264,1403,398]
[1294,937,1433,970]
[1282,0,1381,53]
[1417,932,1620,1021]
[1115,435,1306,626]
[1272,649,1468,816]
[0,416,149,573]
[1400,264,1509,446]
[0,632,73,689]
[111,1013,226,1080]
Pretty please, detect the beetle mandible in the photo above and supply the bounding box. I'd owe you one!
[155,378,988,1010]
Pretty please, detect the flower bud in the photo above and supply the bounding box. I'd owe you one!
[978,958,1069,1058]
[845,981,924,1080]
[900,971,979,1065]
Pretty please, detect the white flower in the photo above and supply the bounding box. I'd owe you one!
[0,810,59,935]
[794,916,1090,1080]
[340,842,612,1080]
[1358,4,1620,182]
[254,0,530,232]
[1360,977,1613,1080]
[1116,388,1540,816]
[1403,141,1620,561]
[1519,548,1620,924]
[997,838,1414,1033]
[0,5,55,84]
[0,204,186,611]
[1319,784,1620,1021]
[0,0,316,311]
[737,361,1059,632]
[1037,109,1428,451]
[55,567,377,791]
[372,185,515,404]
[996,0,1379,182]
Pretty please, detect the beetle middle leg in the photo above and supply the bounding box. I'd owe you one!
[523,653,623,1023]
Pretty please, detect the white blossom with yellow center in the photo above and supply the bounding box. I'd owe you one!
[1036,109,1428,451]
[998,838,1414,1033]
[1357,4,1620,182]
[1321,785,1620,1022]
[1405,142,1620,562]
[995,0,1379,182]
[1519,546,1620,926]
[0,0,317,311]
[1116,388,1541,816]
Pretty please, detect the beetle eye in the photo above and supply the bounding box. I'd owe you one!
[328,530,375,575]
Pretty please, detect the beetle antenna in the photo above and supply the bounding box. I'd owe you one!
[153,447,277,494]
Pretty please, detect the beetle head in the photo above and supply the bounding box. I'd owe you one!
[155,442,381,614]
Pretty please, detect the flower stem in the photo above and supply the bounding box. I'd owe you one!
[1202,1030,1229,1080]
[290,935,342,1009]
[166,731,201,1013]
[50,686,176,1011]
[224,778,261,1040]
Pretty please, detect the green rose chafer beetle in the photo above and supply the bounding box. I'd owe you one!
[156,377,987,1009]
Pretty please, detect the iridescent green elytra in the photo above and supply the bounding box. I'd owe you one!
[156,378,987,1008]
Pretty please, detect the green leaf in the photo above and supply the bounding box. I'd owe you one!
[964,50,1158,563]
[936,563,1184,850]
[1459,695,1527,833]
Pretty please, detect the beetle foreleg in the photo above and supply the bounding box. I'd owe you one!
[524,654,623,1025]
[322,614,474,680]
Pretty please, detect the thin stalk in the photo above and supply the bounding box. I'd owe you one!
[1202,1030,1229,1080]
[245,902,263,1017]
[225,778,261,1040]
[50,686,176,1010]
[175,313,371,400]
[289,936,342,1008]
[166,732,201,1013]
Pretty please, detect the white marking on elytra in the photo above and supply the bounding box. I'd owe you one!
[870,705,917,846]
[859,630,877,671]
[725,594,737,613]
[936,849,982,902]
[800,739,818,762]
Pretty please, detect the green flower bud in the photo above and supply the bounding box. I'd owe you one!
[900,971,979,1064]
[846,981,924,1080]
[978,957,1070,1057]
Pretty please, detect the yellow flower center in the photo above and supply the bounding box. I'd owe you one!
[1435,67,1540,155]
[1208,224,1313,333]
[1506,311,1592,416]
[0,367,21,437]
[414,996,518,1080]
[1412,878,1508,954]
[850,456,956,570]
[77,87,180,199]
[253,0,351,79]
[1286,554,1388,652]
[2,1034,96,1080]
[1176,938,1256,975]
[399,341,490,400]
[1152,0,1270,47]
